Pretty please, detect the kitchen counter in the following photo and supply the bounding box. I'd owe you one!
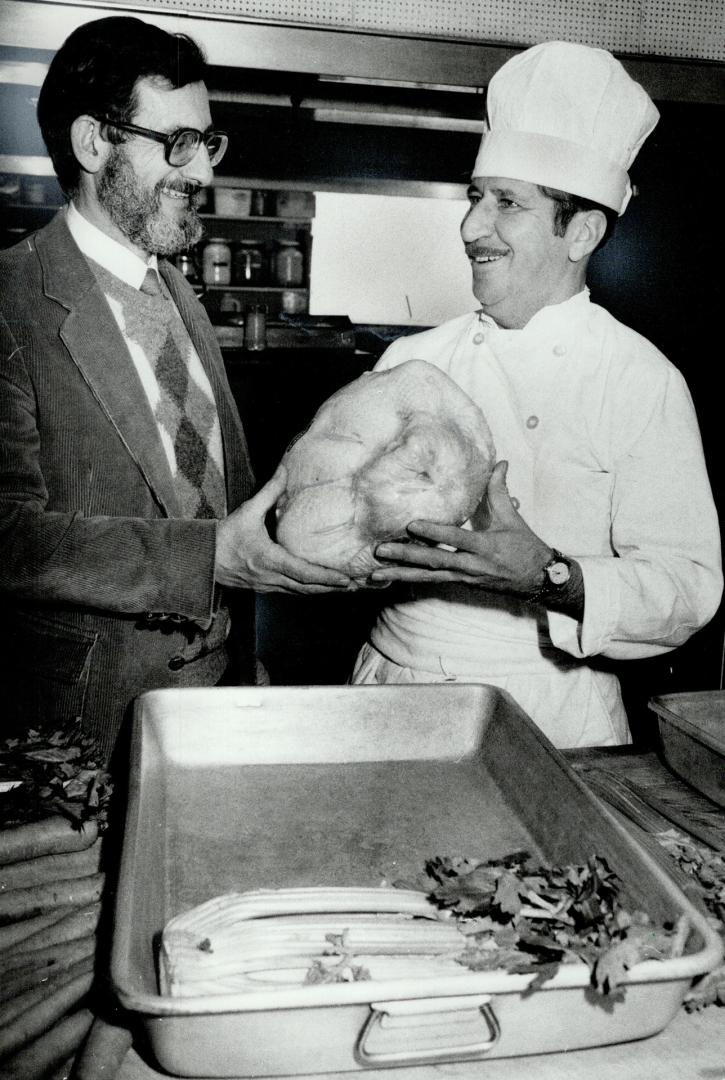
[116,743,725,1080]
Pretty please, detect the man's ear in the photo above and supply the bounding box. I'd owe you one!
[70,115,110,176]
[568,209,607,263]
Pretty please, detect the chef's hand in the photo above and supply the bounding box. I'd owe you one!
[215,465,355,594]
[369,460,553,596]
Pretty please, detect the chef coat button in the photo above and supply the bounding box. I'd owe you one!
[472,332,485,344]
[168,655,186,671]
[526,415,539,429]
[553,343,566,356]
[511,496,520,510]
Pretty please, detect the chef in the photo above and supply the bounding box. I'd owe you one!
[351,40,722,748]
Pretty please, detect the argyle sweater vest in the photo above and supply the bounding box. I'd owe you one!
[88,260,226,519]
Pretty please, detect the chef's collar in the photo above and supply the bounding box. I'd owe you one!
[478,287,590,338]
[66,201,159,291]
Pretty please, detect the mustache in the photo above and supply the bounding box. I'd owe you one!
[464,242,508,258]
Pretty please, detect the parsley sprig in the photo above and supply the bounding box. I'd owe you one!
[417,851,686,997]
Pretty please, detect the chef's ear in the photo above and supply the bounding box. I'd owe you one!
[567,208,607,263]
[70,115,111,175]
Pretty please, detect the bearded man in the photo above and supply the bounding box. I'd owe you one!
[0,16,351,764]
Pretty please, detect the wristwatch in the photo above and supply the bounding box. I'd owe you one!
[528,549,572,603]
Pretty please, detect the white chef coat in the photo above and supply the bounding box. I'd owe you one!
[352,290,723,748]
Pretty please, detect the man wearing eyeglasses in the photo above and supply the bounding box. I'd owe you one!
[0,16,352,764]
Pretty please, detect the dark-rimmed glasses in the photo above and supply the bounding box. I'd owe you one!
[94,116,228,167]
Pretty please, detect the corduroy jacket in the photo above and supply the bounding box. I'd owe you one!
[0,211,256,762]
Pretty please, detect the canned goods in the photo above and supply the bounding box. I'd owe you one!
[202,239,231,285]
[281,289,308,315]
[213,188,252,217]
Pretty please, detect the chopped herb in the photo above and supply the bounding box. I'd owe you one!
[414,852,686,998]
[303,929,372,985]
[0,727,113,830]
[653,829,725,1011]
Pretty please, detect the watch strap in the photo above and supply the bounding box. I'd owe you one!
[527,549,571,604]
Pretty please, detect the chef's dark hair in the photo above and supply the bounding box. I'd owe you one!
[539,186,618,252]
[37,16,207,195]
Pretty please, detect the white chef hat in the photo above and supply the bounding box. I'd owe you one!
[472,41,659,215]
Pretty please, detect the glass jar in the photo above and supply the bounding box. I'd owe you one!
[202,238,231,285]
[275,239,304,287]
[175,252,199,284]
[281,288,308,315]
[233,240,264,285]
[250,190,268,216]
[244,304,267,351]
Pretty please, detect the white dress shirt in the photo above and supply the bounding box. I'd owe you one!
[353,290,723,747]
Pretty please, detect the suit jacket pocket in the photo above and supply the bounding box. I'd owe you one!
[0,611,98,736]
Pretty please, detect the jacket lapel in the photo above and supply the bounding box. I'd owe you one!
[37,213,182,517]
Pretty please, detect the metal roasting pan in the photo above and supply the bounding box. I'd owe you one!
[111,684,723,1077]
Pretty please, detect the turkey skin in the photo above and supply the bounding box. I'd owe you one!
[275,359,496,581]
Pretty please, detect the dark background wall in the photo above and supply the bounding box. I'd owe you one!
[585,101,724,721]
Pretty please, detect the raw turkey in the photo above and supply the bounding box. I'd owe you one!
[275,359,496,581]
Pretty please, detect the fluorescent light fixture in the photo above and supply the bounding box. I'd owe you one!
[317,75,484,96]
[312,108,484,132]
[0,154,55,176]
[0,61,48,86]
[208,90,290,106]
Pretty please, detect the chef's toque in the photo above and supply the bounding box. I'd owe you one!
[472,41,659,215]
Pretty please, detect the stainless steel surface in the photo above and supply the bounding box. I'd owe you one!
[116,1006,725,1080]
[650,691,725,810]
[109,684,721,1077]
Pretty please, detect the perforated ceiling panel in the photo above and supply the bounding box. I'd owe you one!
[91,0,725,62]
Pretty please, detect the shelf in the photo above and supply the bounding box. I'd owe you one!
[200,285,308,292]
[0,208,309,224]
[2,202,64,212]
[199,215,312,225]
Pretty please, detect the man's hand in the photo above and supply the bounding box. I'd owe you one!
[369,460,554,595]
[215,466,354,594]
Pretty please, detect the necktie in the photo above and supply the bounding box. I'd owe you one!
[140,268,162,296]
[140,268,226,519]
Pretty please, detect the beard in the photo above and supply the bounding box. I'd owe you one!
[96,146,205,256]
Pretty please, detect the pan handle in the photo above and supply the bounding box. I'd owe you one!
[354,994,500,1067]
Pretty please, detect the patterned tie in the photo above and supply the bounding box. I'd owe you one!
[140,268,226,519]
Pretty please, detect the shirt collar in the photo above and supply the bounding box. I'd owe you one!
[478,289,590,342]
[66,202,159,291]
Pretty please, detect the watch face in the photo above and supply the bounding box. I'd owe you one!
[547,561,571,586]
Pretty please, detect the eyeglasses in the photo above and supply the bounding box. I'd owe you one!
[94,116,228,167]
